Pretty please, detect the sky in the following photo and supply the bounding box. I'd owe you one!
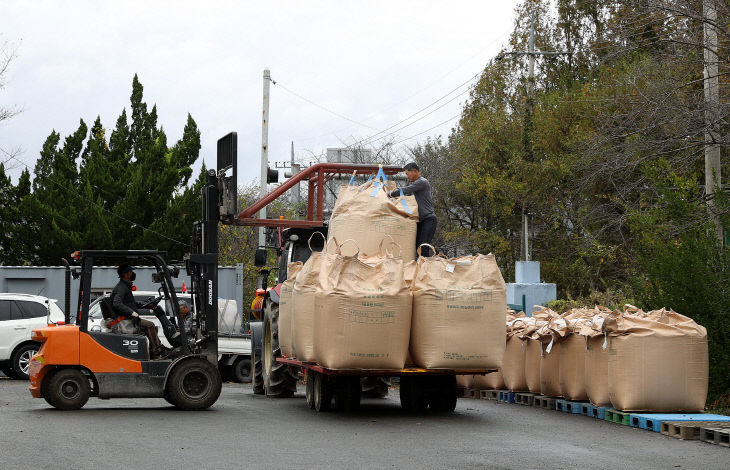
[0,0,517,186]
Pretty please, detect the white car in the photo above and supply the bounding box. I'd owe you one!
[0,294,65,379]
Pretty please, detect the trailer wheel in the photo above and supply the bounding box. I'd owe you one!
[305,374,315,409]
[399,376,427,412]
[44,368,90,410]
[313,373,332,412]
[429,376,457,412]
[232,357,252,383]
[165,358,222,410]
[252,348,264,394]
[361,376,390,398]
[262,303,297,398]
[334,376,361,411]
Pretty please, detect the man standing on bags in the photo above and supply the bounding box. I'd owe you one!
[389,162,437,257]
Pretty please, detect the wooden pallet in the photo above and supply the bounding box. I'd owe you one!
[533,395,556,410]
[480,389,499,400]
[515,392,536,406]
[661,421,730,441]
[605,409,631,426]
[700,425,730,447]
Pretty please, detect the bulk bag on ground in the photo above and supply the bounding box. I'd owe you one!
[314,240,411,369]
[328,167,419,262]
[557,309,597,401]
[502,316,530,392]
[456,375,474,389]
[536,312,566,397]
[473,370,505,390]
[524,307,558,393]
[604,308,708,412]
[278,261,303,357]
[291,233,333,362]
[580,306,614,407]
[409,246,507,369]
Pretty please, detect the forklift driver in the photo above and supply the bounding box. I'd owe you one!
[111,264,167,359]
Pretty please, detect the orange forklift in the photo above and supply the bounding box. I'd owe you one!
[29,165,225,410]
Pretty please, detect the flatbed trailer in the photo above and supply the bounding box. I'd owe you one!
[277,357,498,412]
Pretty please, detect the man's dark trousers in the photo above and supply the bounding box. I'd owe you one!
[416,216,437,257]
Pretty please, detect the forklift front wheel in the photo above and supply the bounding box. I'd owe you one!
[165,359,222,410]
[44,368,90,410]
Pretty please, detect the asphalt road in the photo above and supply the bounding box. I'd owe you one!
[0,375,727,469]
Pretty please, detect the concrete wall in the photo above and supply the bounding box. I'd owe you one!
[0,265,244,319]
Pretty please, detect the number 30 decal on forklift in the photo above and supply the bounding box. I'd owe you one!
[123,339,139,353]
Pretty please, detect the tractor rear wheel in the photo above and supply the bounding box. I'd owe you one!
[165,358,222,410]
[44,368,90,410]
[262,303,297,398]
[252,348,264,394]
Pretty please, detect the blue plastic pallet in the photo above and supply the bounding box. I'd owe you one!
[629,413,730,432]
[556,399,585,414]
[585,404,609,420]
[498,390,515,404]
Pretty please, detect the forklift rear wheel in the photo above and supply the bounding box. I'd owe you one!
[165,358,222,410]
[262,303,297,398]
[252,348,264,394]
[232,357,252,383]
[313,373,332,412]
[305,374,315,409]
[44,368,90,410]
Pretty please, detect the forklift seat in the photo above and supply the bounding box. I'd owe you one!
[99,296,140,335]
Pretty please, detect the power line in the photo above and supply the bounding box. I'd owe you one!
[343,71,480,150]
[0,146,188,247]
[271,80,383,132]
[392,112,462,146]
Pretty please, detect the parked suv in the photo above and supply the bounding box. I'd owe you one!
[0,294,65,379]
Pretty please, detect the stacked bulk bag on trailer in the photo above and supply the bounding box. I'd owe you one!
[328,167,419,261]
[474,309,521,390]
[291,233,333,362]
[409,245,507,369]
[278,261,303,357]
[604,308,708,412]
[314,239,412,369]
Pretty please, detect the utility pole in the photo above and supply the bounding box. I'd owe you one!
[703,0,723,242]
[497,13,570,261]
[291,141,301,217]
[259,68,271,249]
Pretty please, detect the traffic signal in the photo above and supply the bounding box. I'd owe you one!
[267,167,279,184]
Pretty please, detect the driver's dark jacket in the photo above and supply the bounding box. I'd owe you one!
[110,278,138,318]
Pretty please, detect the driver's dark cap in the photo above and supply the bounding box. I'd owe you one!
[404,162,419,171]
[117,264,134,277]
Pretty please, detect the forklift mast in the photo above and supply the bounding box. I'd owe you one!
[186,170,222,358]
